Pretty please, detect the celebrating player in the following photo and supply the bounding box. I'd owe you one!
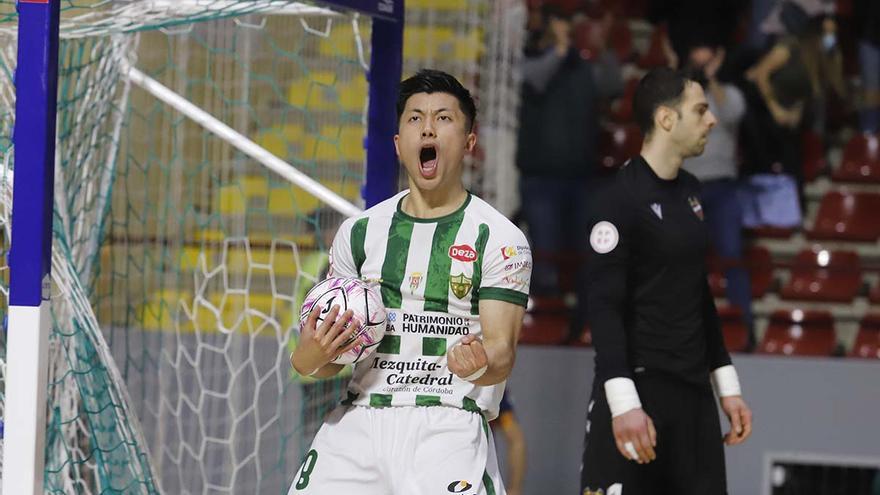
[289,69,532,495]
[581,68,753,495]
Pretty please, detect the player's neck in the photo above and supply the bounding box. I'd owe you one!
[640,138,682,180]
[401,183,468,219]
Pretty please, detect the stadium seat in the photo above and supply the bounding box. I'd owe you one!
[746,246,774,298]
[870,281,880,304]
[519,315,569,345]
[608,20,633,61]
[850,314,880,359]
[806,191,880,242]
[598,124,642,171]
[718,306,750,353]
[519,297,569,346]
[637,24,669,69]
[758,309,837,357]
[610,77,639,123]
[780,249,862,302]
[571,325,592,347]
[802,130,827,182]
[831,133,880,183]
[707,246,773,299]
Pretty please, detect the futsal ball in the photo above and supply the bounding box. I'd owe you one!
[299,277,387,364]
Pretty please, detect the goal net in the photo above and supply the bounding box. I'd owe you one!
[0,0,523,493]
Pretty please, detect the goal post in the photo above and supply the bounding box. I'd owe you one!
[5,1,61,494]
[1,1,403,493]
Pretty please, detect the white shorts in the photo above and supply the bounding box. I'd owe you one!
[288,405,506,495]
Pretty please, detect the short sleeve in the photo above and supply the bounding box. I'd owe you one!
[327,217,360,279]
[477,225,532,307]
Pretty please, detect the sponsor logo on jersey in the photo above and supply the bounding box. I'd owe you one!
[447,480,473,493]
[503,275,529,286]
[501,245,532,260]
[689,196,704,221]
[409,272,423,293]
[504,260,532,272]
[449,273,473,299]
[650,202,663,220]
[449,244,477,262]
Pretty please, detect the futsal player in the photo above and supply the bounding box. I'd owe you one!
[288,69,532,495]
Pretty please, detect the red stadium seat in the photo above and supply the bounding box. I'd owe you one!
[608,20,633,61]
[637,24,669,69]
[831,133,880,183]
[519,312,568,346]
[707,246,773,299]
[758,309,837,356]
[870,281,880,304]
[806,191,880,242]
[599,124,642,171]
[746,246,774,298]
[519,296,569,345]
[718,306,749,353]
[780,248,862,302]
[850,314,880,359]
[802,130,827,182]
[570,324,593,347]
[610,78,639,123]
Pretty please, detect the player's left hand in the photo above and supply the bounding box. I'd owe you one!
[720,395,753,446]
[448,334,489,381]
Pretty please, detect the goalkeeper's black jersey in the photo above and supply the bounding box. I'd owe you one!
[586,156,731,386]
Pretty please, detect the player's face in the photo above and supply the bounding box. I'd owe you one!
[394,92,476,193]
[672,82,716,158]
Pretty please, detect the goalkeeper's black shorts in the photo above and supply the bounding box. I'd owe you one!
[580,371,728,495]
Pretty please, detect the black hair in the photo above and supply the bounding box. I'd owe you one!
[396,69,477,131]
[632,67,696,136]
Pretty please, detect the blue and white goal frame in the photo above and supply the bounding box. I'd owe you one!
[2,1,403,493]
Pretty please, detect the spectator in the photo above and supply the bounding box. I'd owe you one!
[741,2,827,199]
[682,45,755,350]
[516,4,621,340]
[855,0,880,133]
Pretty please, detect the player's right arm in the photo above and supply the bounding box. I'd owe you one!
[290,217,362,378]
[587,186,657,464]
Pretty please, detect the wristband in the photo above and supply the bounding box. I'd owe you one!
[461,365,488,382]
[604,377,642,417]
[711,365,742,397]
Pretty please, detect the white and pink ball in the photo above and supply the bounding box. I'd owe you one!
[299,277,386,364]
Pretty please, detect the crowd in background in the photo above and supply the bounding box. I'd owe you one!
[514,0,880,350]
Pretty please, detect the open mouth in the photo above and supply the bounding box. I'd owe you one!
[419,145,438,178]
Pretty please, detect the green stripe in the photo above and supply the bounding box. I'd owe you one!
[380,214,414,308]
[350,218,368,277]
[377,335,401,354]
[469,224,490,315]
[422,337,447,356]
[415,395,442,406]
[369,393,392,407]
[478,287,528,307]
[423,212,466,312]
[480,414,496,495]
[482,470,496,495]
[462,397,481,414]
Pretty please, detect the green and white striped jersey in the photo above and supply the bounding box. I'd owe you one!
[328,190,532,420]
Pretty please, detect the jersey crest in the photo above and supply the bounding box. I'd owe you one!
[688,196,704,221]
[449,273,473,299]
